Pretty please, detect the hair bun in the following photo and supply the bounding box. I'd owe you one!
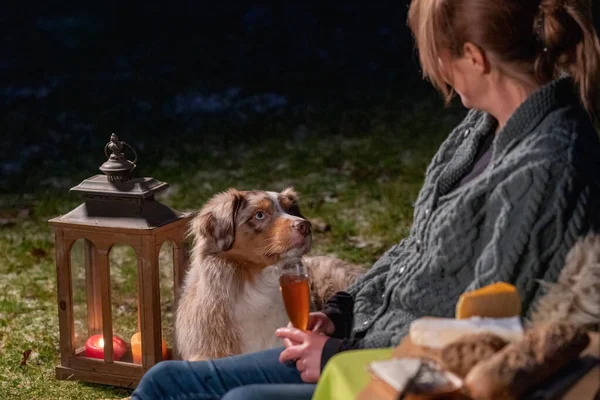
[533,0,599,122]
[539,0,581,15]
[536,0,582,55]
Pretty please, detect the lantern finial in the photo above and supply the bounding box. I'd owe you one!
[99,133,138,182]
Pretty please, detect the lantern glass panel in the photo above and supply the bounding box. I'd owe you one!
[159,240,175,353]
[110,244,139,363]
[70,239,90,351]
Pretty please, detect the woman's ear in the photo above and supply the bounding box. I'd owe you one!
[463,42,489,74]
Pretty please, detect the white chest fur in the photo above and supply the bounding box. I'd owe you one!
[233,266,290,353]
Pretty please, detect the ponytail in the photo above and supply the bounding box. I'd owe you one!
[534,0,600,123]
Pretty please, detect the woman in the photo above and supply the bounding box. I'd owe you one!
[132,0,600,399]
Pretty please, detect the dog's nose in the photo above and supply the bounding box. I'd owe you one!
[293,220,312,236]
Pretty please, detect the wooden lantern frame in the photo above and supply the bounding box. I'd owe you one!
[50,146,192,388]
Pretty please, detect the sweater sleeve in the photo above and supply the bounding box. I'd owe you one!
[321,291,354,338]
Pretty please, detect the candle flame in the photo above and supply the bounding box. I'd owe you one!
[98,338,104,348]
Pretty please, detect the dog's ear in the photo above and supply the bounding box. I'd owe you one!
[191,188,246,254]
[279,186,304,218]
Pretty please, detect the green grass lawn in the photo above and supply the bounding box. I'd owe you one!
[0,104,465,400]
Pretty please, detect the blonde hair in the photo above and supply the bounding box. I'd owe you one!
[408,0,600,122]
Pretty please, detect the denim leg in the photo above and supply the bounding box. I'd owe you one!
[221,384,316,400]
[132,347,305,400]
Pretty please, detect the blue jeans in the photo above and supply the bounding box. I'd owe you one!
[131,347,316,400]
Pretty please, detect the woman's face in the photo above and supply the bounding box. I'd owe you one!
[439,44,489,109]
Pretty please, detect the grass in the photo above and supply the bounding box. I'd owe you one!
[0,102,466,399]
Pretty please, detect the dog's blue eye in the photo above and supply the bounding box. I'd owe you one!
[255,212,265,220]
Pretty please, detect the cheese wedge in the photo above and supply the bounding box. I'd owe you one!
[456,282,521,319]
[409,316,524,349]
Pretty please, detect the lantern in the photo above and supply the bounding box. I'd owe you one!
[49,134,192,388]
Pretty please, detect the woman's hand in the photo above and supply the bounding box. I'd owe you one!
[282,312,335,347]
[307,312,335,335]
[286,312,334,334]
[276,327,329,383]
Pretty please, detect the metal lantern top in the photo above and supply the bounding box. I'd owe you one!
[49,133,185,231]
[99,133,137,182]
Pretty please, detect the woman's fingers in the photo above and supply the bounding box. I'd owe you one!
[278,326,306,349]
[300,370,310,382]
[311,319,323,332]
[306,314,319,330]
[306,312,335,335]
[276,327,308,342]
[300,368,319,383]
[279,345,304,363]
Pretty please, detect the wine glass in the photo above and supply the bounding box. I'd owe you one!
[277,257,310,331]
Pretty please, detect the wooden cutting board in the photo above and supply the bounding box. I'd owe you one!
[392,335,443,363]
[357,335,466,400]
[356,332,600,400]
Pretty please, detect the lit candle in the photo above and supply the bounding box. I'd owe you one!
[85,334,127,361]
[131,332,168,364]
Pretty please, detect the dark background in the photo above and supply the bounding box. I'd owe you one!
[2,1,599,194]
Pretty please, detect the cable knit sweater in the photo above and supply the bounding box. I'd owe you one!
[322,78,600,360]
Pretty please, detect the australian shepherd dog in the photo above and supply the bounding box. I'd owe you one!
[175,187,363,361]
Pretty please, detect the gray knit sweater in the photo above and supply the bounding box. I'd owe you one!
[345,78,600,349]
